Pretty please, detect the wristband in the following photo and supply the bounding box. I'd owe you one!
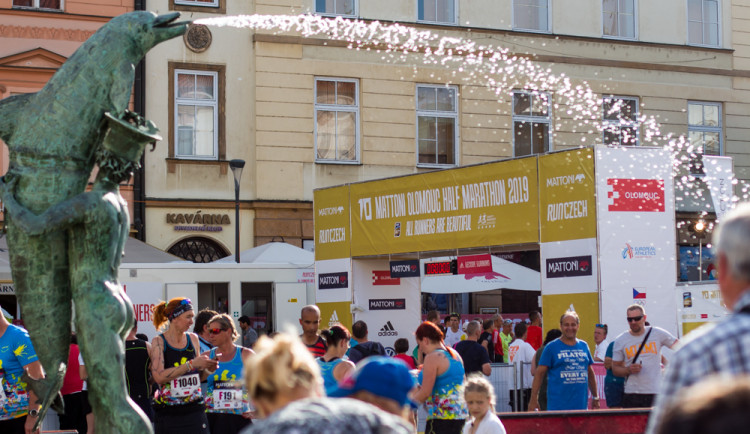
[186,360,193,371]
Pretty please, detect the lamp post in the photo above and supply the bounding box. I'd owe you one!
[229,159,245,263]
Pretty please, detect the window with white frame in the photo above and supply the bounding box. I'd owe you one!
[603,96,639,146]
[688,0,720,46]
[418,0,457,25]
[688,102,722,155]
[417,85,458,166]
[315,78,359,163]
[512,91,550,157]
[603,0,636,39]
[175,0,218,6]
[513,0,550,32]
[174,70,219,159]
[316,0,356,17]
[12,0,62,9]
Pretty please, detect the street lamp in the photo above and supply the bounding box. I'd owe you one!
[229,159,245,263]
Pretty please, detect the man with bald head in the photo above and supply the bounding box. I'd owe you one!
[299,305,327,358]
[648,204,750,433]
[528,311,599,411]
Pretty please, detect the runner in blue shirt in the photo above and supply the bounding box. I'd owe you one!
[528,311,600,411]
[0,313,44,434]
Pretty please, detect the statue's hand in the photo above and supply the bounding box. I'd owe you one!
[0,175,18,202]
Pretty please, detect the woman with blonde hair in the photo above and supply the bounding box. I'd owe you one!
[243,333,413,434]
[149,297,219,434]
[202,313,254,433]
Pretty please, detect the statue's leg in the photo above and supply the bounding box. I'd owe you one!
[8,227,70,421]
[74,278,152,434]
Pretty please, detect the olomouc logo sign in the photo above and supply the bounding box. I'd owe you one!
[318,272,348,289]
[546,255,593,278]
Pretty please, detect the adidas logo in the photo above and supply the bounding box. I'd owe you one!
[328,310,339,327]
[378,321,398,337]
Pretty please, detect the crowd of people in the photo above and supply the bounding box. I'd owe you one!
[6,204,750,433]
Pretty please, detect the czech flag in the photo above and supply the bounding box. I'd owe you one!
[633,288,647,299]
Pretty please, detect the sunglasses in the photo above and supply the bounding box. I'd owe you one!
[626,315,644,323]
[209,328,226,335]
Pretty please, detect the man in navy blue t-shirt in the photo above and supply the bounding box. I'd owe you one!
[455,320,491,376]
[528,311,600,411]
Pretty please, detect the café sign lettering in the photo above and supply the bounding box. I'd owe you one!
[166,211,230,232]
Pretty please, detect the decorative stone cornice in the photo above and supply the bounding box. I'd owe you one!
[0,24,95,41]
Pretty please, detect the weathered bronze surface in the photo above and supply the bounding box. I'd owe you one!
[0,11,187,433]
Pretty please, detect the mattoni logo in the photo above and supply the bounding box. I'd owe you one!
[621,243,656,259]
[546,255,593,278]
[378,321,398,337]
[546,173,586,187]
[607,179,665,212]
[318,272,348,290]
[328,310,339,327]
[369,298,406,310]
[318,206,345,217]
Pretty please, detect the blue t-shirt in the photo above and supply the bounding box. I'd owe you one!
[604,341,624,385]
[539,338,593,411]
[0,324,39,421]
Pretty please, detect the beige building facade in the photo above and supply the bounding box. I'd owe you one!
[143,0,750,264]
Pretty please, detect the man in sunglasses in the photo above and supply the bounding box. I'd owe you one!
[612,305,677,408]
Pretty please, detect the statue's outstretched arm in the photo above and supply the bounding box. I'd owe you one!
[0,177,97,235]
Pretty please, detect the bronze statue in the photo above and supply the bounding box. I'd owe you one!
[0,11,187,432]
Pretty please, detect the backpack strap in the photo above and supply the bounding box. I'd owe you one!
[631,327,653,365]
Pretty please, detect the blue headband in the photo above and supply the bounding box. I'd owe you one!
[169,298,193,320]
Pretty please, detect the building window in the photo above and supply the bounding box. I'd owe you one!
[688,102,722,155]
[603,96,639,146]
[418,0,457,25]
[512,91,550,157]
[174,70,219,159]
[315,78,360,163]
[316,0,357,17]
[417,84,458,167]
[168,237,229,263]
[513,0,550,32]
[175,0,218,6]
[688,0,720,46]
[12,0,62,10]
[603,0,636,39]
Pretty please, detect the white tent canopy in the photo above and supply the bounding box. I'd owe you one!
[420,256,540,294]
[214,241,314,267]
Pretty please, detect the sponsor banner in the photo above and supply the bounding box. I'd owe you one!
[457,254,493,275]
[606,179,665,212]
[546,255,593,278]
[352,259,421,353]
[315,258,352,303]
[369,298,406,310]
[539,148,597,243]
[389,260,420,278]
[541,292,599,354]
[349,157,539,256]
[703,156,735,220]
[372,270,400,286]
[540,238,598,294]
[314,186,351,261]
[123,282,162,341]
[318,301,353,331]
[676,283,729,338]
[297,269,315,284]
[596,146,678,336]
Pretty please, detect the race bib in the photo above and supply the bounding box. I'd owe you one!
[171,373,200,397]
[212,389,242,409]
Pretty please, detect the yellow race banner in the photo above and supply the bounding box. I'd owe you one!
[317,301,353,331]
[539,148,596,243]
[349,157,539,256]
[314,185,351,261]
[542,292,600,353]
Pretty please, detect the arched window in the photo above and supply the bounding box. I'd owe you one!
[168,237,229,263]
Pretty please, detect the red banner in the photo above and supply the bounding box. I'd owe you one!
[457,254,493,274]
[607,178,665,212]
[372,270,401,286]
